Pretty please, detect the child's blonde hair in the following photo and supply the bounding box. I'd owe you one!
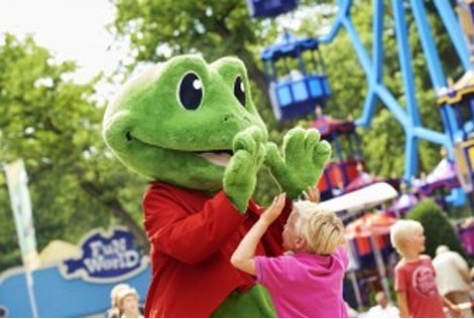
[110,283,131,307]
[390,219,423,255]
[293,201,345,255]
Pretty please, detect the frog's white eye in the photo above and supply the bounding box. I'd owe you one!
[234,75,245,106]
[233,76,246,107]
[179,72,203,110]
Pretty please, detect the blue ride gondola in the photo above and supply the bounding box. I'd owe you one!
[246,0,298,18]
[261,32,331,121]
[438,77,474,205]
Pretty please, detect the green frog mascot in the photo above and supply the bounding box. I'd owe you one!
[102,54,331,317]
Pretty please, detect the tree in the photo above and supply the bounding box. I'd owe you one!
[406,199,465,258]
[0,34,148,270]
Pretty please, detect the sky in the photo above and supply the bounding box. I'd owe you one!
[0,0,126,83]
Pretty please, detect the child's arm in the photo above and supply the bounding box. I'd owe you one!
[302,186,320,203]
[441,295,462,318]
[396,291,410,318]
[231,193,286,275]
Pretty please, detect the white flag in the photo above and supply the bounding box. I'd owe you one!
[4,159,40,271]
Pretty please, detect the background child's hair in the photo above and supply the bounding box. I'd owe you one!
[390,219,423,255]
[293,201,345,255]
[110,283,131,307]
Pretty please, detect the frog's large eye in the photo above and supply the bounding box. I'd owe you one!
[178,72,203,110]
[233,76,246,107]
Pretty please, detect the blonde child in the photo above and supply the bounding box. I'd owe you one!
[116,287,143,318]
[231,192,349,317]
[390,219,461,318]
[105,283,131,318]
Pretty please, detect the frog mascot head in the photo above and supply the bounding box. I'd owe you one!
[103,54,331,317]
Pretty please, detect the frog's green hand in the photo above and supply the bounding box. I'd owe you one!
[224,126,266,213]
[264,127,331,199]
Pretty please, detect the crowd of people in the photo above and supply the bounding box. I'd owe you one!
[343,219,474,319]
[104,214,474,318]
[103,188,474,318]
[390,219,461,318]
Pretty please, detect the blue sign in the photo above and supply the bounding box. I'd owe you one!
[60,227,148,283]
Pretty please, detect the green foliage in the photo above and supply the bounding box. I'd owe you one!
[122,0,263,60]
[0,34,148,270]
[405,199,465,258]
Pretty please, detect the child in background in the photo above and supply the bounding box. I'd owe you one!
[365,291,399,318]
[105,283,144,318]
[231,190,349,318]
[105,283,131,318]
[116,287,143,318]
[390,219,461,318]
[433,245,473,318]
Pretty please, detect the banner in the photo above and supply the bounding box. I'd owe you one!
[61,226,149,283]
[4,159,40,271]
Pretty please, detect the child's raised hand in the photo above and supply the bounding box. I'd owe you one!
[302,186,320,203]
[261,193,286,224]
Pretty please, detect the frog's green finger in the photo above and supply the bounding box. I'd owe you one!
[224,150,251,182]
[256,143,266,168]
[264,142,285,171]
[304,129,321,150]
[234,131,257,155]
[283,127,306,156]
[313,140,332,167]
[223,150,254,212]
[249,126,266,146]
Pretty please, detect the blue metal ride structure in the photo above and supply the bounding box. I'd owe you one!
[254,0,474,205]
[317,0,472,185]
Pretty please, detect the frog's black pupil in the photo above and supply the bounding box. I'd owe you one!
[179,73,203,110]
[234,76,246,107]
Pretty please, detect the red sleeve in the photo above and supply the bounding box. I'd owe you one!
[143,185,246,264]
[395,264,407,292]
[266,197,292,235]
[280,197,293,226]
[255,197,292,256]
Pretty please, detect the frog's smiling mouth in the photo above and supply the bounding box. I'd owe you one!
[126,131,233,167]
[197,151,232,167]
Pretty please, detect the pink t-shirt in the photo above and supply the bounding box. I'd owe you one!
[394,255,446,318]
[255,246,349,318]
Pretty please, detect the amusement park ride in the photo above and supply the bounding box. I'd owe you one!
[247,0,474,209]
[246,0,474,309]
